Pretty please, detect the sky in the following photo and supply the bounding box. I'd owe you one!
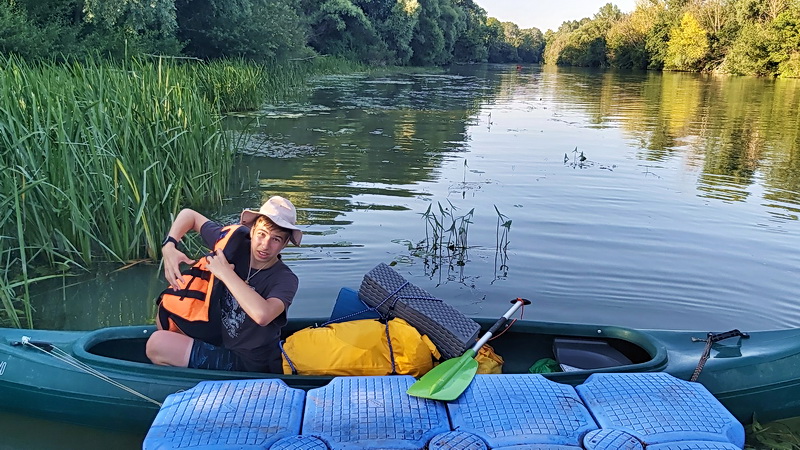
[473,1,638,32]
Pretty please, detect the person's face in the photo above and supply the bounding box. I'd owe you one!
[250,221,289,265]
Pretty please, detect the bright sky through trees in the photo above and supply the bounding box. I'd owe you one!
[474,0,637,32]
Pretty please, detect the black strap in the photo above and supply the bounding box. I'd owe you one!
[279,340,297,375]
[384,320,397,375]
[690,329,749,382]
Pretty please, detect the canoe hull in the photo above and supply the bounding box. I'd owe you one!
[2,319,800,432]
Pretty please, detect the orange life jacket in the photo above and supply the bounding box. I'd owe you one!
[157,224,249,326]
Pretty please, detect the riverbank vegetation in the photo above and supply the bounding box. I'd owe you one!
[546,0,800,78]
[4,0,799,77]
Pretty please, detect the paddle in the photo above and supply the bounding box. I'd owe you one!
[406,297,531,401]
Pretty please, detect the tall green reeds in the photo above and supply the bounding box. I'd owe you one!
[0,56,231,327]
[191,56,366,111]
[1,54,363,327]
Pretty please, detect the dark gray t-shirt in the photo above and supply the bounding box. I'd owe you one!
[201,221,298,372]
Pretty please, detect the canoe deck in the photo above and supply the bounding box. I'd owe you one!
[143,372,744,449]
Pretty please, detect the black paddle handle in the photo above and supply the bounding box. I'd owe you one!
[486,298,530,335]
[486,318,509,336]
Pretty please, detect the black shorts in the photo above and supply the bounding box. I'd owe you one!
[188,340,245,371]
[157,303,222,346]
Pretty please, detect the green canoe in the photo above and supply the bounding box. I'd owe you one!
[1,318,799,433]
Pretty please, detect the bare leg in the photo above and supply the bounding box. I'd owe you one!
[146,330,194,367]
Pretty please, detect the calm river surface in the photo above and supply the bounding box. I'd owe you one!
[14,64,800,448]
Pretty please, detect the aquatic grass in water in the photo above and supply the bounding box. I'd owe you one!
[416,201,474,282]
[494,206,512,280]
[746,417,800,449]
[404,201,514,286]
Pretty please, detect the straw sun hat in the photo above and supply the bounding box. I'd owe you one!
[240,196,302,246]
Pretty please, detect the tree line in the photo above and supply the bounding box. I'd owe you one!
[1,0,798,76]
[0,0,543,65]
[545,0,800,77]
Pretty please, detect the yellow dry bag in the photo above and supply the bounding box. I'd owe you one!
[281,318,440,377]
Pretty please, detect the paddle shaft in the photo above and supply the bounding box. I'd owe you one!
[469,298,526,353]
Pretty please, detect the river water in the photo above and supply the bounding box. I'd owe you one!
[14,64,800,447]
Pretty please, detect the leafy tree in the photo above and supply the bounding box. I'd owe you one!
[452,0,488,62]
[5,0,178,59]
[363,0,421,65]
[721,22,773,75]
[694,0,729,34]
[769,9,800,77]
[16,0,80,27]
[557,4,620,68]
[177,0,308,61]
[409,0,447,65]
[82,0,181,55]
[593,2,622,24]
[560,22,607,67]
[665,12,709,70]
[644,1,680,70]
[82,0,177,34]
[607,4,658,69]
[543,19,581,64]
[518,28,545,63]
[485,17,516,62]
[299,0,389,63]
[500,22,523,61]
[437,0,467,63]
[735,0,789,23]
[689,0,739,71]
[0,0,78,59]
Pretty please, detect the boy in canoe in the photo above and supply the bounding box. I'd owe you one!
[146,195,302,373]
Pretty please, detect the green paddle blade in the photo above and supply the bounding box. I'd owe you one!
[406,349,478,401]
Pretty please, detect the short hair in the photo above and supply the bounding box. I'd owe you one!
[254,215,291,242]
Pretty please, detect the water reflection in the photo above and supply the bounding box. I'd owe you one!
[528,67,800,219]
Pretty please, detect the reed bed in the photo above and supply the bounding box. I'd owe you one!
[1,56,232,326]
[1,54,365,327]
[191,56,366,111]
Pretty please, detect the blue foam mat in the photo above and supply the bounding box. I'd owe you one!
[143,379,305,450]
[583,429,644,450]
[302,375,449,449]
[493,446,582,450]
[447,374,597,448]
[576,372,745,447]
[427,431,487,450]
[648,443,743,450]
[271,435,331,450]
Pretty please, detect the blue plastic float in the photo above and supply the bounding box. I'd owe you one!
[143,372,744,449]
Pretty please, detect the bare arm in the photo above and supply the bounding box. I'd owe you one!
[162,208,210,290]
[204,249,286,326]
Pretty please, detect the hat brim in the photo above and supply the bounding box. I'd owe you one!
[240,210,302,246]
